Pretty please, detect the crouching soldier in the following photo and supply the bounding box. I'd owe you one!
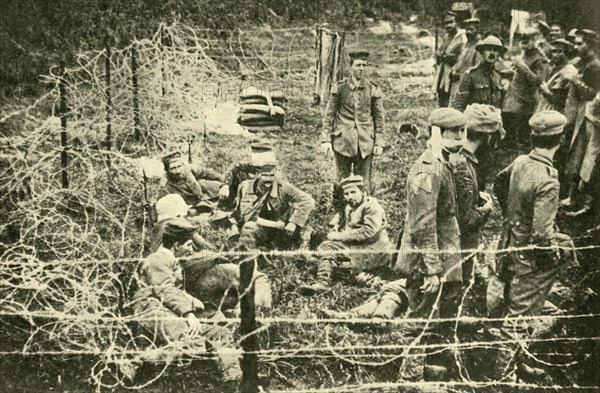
[234,143,315,250]
[300,175,392,295]
[129,216,242,384]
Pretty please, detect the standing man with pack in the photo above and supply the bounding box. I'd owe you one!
[320,50,385,195]
[492,111,574,382]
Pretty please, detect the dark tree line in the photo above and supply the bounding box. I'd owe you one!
[1,0,597,97]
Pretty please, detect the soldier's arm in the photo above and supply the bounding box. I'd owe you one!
[371,86,385,147]
[449,73,470,111]
[571,63,600,101]
[493,162,514,217]
[454,160,490,234]
[321,86,340,143]
[531,180,560,247]
[520,58,548,87]
[284,183,315,228]
[142,254,204,316]
[191,164,224,182]
[407,167,443,276]
[337,202,384,242]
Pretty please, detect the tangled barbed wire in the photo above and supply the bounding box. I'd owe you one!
[0,21,599,392]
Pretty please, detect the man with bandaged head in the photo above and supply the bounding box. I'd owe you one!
[235,143,315,250]
[129,206,242,385]
[450,104,504,288]
[395,108,465,382]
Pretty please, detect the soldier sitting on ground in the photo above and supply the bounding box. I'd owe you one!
[158,150,230,214]
[233,143,315,251]
[300,174,393,295]
[150,193,272,317]
[128,213,242,386]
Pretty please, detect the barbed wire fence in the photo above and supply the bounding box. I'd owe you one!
[1,20,599,393]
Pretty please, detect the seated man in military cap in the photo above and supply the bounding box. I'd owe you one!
[300,174,393,296]
[129,212,242,386]
[492,110,575,382]
[148,194,273,316]
[395,107,465,382]
[158,150,230,214]
[234,143,315,250]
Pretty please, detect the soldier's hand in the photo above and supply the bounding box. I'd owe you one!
[420,274,440,294]
[319,142,333,155]
[184,313,202,337]
[218,185,230,200]
[373,145,383,156]
[477,192,493,213]
[284,222,297,236]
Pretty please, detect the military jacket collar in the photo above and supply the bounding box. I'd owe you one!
[528,150,554,167]
[349,76,368,90]
[253,178,280,198]
[459,147,479,165]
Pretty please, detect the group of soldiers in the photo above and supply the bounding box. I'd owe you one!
[435,11,600,226]
[126,11,598,389]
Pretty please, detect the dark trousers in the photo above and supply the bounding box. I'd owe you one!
[437,89,451,108]
[399,273,463,381]
[494,267,558,380]
[333,151,373,191]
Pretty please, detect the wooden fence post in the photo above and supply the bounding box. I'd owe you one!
[131,43,141,141]
[239,257,259,393]
[104,40,112,165]
[58,61,69,189]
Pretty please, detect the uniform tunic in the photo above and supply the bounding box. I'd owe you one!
[159,165,225,206]
[321,77,385,158]
[450,63,504,111]
[318,195,392,274]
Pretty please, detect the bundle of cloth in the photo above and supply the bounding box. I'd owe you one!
[238,86,286,133]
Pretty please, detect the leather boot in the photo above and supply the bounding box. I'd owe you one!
[372,297,402,319]
[300,259,334,296]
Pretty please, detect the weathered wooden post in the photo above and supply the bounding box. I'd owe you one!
[58,61,69,189]
[104,40,112,166]
[239,257,259,393]
[131,43,141,141]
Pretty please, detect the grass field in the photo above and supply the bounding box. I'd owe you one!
[1,24,600,393]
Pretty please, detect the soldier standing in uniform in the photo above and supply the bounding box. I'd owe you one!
[502,28,549,145]
[434,12,467,107]
[395,108,465,382]
[320,50,385,193]
[537,39,578,113]
[300,175,392,296]
[451,104,503,288]
[234,143,315,250]
[449,18,482,102]
[450,35,507,112]
[492,110,572,382]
